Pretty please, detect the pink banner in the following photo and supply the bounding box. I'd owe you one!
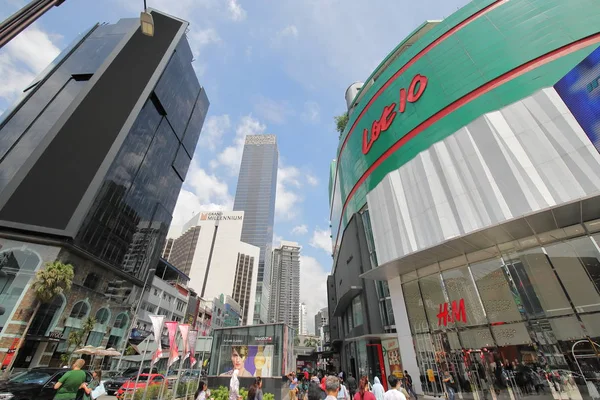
[149,315,165,365]
[187,330,198,364]
[165,321,179,367]
[179,324,190,360]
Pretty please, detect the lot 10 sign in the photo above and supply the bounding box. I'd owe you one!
[362,74,428,154]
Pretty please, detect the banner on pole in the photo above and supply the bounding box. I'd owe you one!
[149,315,165,365]
[179,324,190,358]
[165,321,179,367]
[187,330,198,364]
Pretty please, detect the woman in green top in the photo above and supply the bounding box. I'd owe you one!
[53,359,88,400]
[81,370,102,400]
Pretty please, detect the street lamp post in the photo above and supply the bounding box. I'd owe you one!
[0,0,66,49]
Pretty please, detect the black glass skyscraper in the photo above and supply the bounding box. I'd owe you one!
[0,11,209,284]
[233,134,278,324]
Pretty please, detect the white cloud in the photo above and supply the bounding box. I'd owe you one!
[201,114,231,151]
[254,96,293,125]
[279,25,299,38]
[276,165,303,220]
[188,27,221,60]
[212,115,266,175]
[272,24,299,47]
[306,174,318,186]
[273,234,283,248]
[227,0,246,21]
[301,101,320,124]
[300,255,329,334]
[169,162,233,237]
[310,227,332,255]
[0,25,60,104]
[291,224,308,235]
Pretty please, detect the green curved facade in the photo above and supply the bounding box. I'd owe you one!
[330,0,600,250]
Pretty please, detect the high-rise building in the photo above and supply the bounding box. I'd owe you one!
[298,303,308,335]
[268,241,300,330]
[233,134,278,324]
[169,211,259,324]
[233,242,260,325]
[314,307,328,337]
[167,225,201,274]
[162,238,175,260]
[0,11,208,369]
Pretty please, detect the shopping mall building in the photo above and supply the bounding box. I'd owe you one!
[328,0,600,397]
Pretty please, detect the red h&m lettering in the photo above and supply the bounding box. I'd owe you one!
[362,74,428,154]
[437,298,467,327]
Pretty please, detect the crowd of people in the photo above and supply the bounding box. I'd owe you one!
[211,370,420,400]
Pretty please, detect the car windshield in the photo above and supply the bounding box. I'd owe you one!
[9,370,54,384]
[137,376,151,381]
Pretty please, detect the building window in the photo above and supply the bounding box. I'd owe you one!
[95,307,110,325]
[352,297,363,327]
[114,312,128,329]
[69,301,89,319]
[83,273,100,290]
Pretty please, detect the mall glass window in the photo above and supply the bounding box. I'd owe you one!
[0,247,42,331]
[402,233,600,397]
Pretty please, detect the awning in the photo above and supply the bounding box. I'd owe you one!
[333,286,362,317]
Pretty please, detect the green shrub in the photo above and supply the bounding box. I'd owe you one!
[133,383,173,400]
[208,385,274,400]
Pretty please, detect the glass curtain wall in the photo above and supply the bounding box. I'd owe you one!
[402,233,600,400]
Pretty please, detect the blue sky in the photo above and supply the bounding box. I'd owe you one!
[0,0,466,331]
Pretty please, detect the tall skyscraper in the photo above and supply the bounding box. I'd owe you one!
[314,307,328,337]
[233,134,278,324]
[268,241,300,331]
[299,303,308,335]
[169,211,260,325]
[0,11,208,369]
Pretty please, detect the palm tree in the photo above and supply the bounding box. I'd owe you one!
[60,316,97,366]
[5,261,74,374]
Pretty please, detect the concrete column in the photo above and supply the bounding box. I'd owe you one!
[388,275,422,395]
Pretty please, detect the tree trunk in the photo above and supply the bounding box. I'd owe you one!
[2,301,41,377]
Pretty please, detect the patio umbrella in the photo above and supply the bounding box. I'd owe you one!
[74,345,99,355]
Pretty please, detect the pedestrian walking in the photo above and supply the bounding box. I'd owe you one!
[347,373,357,399]
[372,377,385,400]
[53,359,87,400]
[353,376,376,400]
[403,371,417,399]
[443,371,456,400]
[384,375,407,400]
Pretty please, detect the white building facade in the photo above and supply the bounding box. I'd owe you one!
[299,303,308,335]
[169,211,259,325]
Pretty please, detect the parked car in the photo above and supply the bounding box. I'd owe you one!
[0,367,92,400]
[104,367,153,396]
[116,373,165,399]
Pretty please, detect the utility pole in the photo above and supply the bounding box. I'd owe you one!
[0,0,66,49]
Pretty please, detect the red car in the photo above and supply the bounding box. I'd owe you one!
[116,373,165,399]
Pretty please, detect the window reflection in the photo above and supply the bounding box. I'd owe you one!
[545,237,600,313]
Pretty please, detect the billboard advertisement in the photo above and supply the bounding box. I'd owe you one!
[554,46,600,154]
[382,338,403,378]
[216,335,275,377]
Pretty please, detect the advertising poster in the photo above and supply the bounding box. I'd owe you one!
[554,45,600,153]
[217,335,275,377]
[382,338,403,378]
